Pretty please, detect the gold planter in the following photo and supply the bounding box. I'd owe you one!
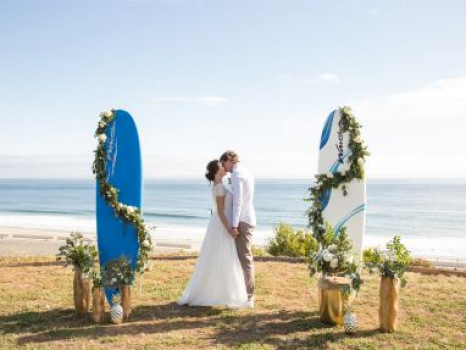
[73,266,90,316]
[121,284,132,320]
[91,286,106,323]
[379,277,400,333]
[317,273,353,326]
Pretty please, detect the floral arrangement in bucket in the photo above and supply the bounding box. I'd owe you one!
[363,235,411,287]
[309,224,362,293]
[309,224,363,327]
[107,256,135,286]
[90,266,106,323]
[57,232,97,316]
[57,232,97,276]
[104,256,135,320]
[363,235,411,333]
[92,109,153,275]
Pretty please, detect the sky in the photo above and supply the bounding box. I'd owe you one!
[0,0,465,179]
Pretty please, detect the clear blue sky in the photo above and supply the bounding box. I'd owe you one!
[1,0,465,178]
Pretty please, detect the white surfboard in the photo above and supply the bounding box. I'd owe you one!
[317,109,366,256]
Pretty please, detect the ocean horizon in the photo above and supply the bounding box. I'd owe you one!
[0,178,465,259]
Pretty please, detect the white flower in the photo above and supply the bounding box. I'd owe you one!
[142,239,151,248]
[348,255,354,264]
[353,135,362,143]
[322,250,333,262]
[127,206,135,214]
[328,244,337,251]
[326,172,334,179]
[111,278,117,284]
[101,110,113,118]
[342,106,352,115]
[357,158,365,166]
[330,258,339,269]
[98,134,107,143]
[99,121,107,128]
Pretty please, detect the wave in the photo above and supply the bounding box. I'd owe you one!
[1,208,93,216]
[143,212,210,220]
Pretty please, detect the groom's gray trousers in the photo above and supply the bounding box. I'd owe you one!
[236,222,255,298]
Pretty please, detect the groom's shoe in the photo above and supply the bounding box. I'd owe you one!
[246,295,254,308]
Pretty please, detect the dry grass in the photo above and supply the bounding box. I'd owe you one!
[0,256,465,349]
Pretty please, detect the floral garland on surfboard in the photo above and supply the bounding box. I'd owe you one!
[92,110,153,277]
[306,106,370,243]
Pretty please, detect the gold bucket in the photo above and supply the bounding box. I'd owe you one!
[317,273,353,326]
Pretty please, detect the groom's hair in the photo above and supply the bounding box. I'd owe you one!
[220,150,239,163]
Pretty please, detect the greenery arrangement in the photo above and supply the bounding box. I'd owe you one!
[108,256,136,286]
[266,222,318,258]
[306,106,370,242]
[309,224,363,293]
[92,110,153,276]
[57,232,97,277]
[90,266,106,289]
[363,235,411,287]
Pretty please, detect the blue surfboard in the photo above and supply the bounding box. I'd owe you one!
[96,110,142,305]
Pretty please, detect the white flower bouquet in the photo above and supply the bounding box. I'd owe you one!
[309,223,362,292]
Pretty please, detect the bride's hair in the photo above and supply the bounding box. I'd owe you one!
[205,160,220,182]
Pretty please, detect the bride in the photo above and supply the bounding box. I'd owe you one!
[177,160,250,308]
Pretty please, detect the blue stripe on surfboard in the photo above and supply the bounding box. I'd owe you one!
[319,110,335,150]
[333,204,366,236]
[330,150,351,173]
[319,151,352,211]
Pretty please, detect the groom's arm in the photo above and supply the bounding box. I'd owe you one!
[232,172,243,229]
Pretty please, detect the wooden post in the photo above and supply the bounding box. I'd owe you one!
[92,287,106,323]
[379,276,400,332]
[73,266,90,316]
[121,284,132,320]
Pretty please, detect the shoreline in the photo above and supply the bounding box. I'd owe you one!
[1,225,465,268]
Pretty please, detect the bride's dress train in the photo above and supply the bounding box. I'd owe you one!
[177,183,248,308]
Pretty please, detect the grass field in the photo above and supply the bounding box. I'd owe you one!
[0,256,465,349]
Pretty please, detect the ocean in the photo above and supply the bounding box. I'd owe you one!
[0,178,465,259]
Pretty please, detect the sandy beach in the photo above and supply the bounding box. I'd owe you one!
[1,225,465,269]
[0,226,202,256]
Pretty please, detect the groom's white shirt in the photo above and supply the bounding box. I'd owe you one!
[231,163,256,228]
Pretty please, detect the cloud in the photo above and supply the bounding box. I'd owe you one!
[353,77,466,120]
[149,95,229,106]
[316,73,341,85]
[276,73,341,85]
[367,8,381,17]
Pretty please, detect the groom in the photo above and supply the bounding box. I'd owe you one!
[220,150,256,306]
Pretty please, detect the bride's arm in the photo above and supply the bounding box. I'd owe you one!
[216,195,233,236]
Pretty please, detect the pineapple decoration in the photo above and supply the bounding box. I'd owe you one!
[343,301,358,334]
[110,293,124,324]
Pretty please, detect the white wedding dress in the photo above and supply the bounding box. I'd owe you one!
[177,183,249,308]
